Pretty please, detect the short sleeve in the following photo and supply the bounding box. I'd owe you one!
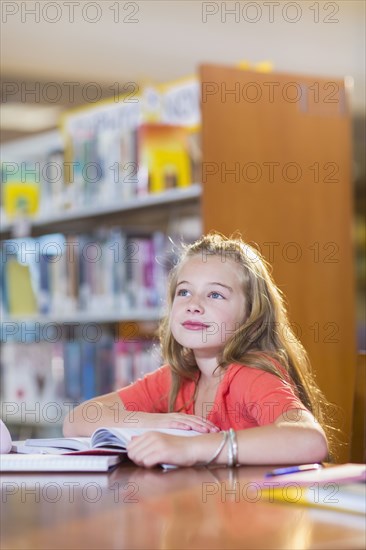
[117,365,171,413]
[229,365,309,426]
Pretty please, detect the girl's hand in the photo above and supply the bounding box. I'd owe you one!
[145,412,219,433]
[126,432,200,468]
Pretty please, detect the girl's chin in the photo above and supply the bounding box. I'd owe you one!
[178,342,222,356]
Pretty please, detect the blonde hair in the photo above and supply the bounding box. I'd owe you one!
[159,232,337,455]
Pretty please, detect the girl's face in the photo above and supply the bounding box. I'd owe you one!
[170,254,247,359]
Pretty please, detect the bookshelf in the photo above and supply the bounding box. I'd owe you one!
[1,66,357,461]
[2,309,163,326]
[0,184,201,237]
[0,183,201,235]
[0,81,202,437]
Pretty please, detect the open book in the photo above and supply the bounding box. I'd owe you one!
[12,427,202,456]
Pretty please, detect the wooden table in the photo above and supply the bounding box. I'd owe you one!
[1,464,365,549]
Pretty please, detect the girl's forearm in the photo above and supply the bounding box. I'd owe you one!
[192,423,328,466]
[63,397,151,437]
[234,423,328,465]
[63,397,218,437]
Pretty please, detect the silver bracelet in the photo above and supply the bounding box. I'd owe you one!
[229,428,239,467]
[227,430,234,467]
[205,430,229,466]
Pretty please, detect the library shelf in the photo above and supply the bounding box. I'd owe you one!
[0,184,202,238]
[2,308,163,326]
[5,417,64,429]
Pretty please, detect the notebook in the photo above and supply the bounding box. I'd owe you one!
[0,454,121,472]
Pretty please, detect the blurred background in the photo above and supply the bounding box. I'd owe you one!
[0,1,365,459]
[1,0,364,329]
[1,1,365,135]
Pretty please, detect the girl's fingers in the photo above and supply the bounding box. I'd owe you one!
[127,435,154,456]
[127,434,182,468]
[127,434,166,467]
[169,421,210,432]
[189,415,219,430]
[170,414,219,432]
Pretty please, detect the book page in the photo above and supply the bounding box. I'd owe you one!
[24,437,91,452]
[91,427,202,450]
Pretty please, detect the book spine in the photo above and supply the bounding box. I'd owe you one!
[95,335,115,396]
[113,340,133,389]
[81,341,96,401]
[64,341,82,401]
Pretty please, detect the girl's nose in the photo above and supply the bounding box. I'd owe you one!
[186,297,204,313]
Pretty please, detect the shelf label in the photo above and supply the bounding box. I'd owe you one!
[64,101,141,135]
[160,79,201,127]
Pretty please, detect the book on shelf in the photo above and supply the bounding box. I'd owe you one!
[1,78,201,222]
[1,131,65,220]
[65,233,79,311]
[1,337,161,426]
[2,341,65,417]
[70,335,159,399]
[66,121,195,200]
[5,259,38,316]
[60,78,200,207]
[64,340,82,401]
[113,338,162,389]
[95,335,115,396]
[137,123,192,194]
[62,100,140,206]
[2,180,40,219]
[38,248,52,315]
[40,148,65,213]
[113,340,134,389]
[81,340,97,401]
[0,453,121,472]
[1,229,168,318]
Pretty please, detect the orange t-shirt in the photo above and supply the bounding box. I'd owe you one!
[117,363,308,430]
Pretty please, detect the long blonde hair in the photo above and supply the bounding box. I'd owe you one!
[159,232,337,454]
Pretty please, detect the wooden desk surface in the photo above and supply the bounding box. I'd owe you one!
[1,464,365,549]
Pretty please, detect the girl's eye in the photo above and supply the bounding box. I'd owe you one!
[209,291,224,299]
[177,289,190,297]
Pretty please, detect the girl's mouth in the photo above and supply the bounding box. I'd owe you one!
[182,321,210,330]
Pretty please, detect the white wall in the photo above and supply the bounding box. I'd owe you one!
[2,1,365,112]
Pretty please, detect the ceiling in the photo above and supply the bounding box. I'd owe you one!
[1,0,365,141]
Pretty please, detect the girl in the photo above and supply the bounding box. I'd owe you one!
[64,233,331,467]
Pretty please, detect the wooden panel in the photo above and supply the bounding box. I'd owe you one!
[200,64,356,462]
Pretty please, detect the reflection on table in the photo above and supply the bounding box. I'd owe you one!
[1,464,365,549]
